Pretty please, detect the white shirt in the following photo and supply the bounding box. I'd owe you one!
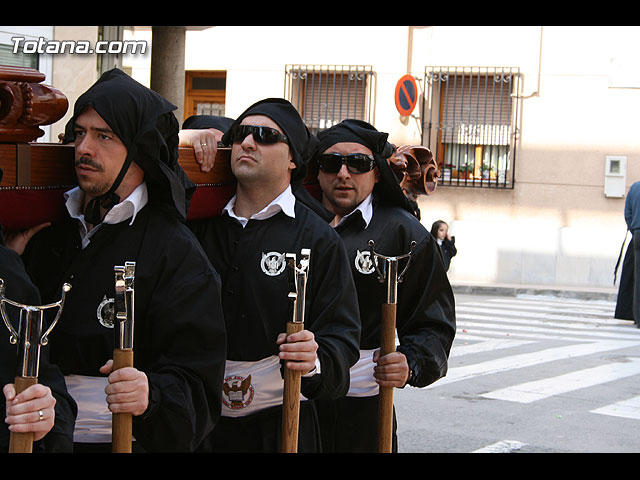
[64,183,149,249]
[336,192,373,228]
[222,184,296,228]
[222,183,320,377]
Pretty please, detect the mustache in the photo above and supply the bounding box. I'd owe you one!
[75,157,103,171]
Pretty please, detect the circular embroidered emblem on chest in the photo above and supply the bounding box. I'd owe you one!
[260,251,286,276]
[222,375,254,410]
[97,295,115,329]
[355,249,376,275]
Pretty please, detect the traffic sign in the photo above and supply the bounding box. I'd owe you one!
[394,74,418,116]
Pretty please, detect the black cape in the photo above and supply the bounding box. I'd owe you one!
[22,204,227,452]
[315,194,456,452]
[188,201,361,451]
[333,195,456,387]
[0,229,77,453]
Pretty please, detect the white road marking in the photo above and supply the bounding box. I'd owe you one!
[428,340,640,388]
[481,358,640,403]
[472,439,527,453]
[591,395,640,420]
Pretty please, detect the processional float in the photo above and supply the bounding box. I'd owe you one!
[0,65,440,454]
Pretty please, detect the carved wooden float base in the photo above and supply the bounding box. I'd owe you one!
[0,144,241,230]
[0,144,324,231]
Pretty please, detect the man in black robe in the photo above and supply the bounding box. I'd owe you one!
[312,119,456,452]
[19,68,227,452]
[1,166,76,452]
[188,98,361,452]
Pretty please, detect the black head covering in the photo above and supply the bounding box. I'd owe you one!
[66,68,195,224]
[316,119,414,214]
[182,115,235,133]
[221,98,318,184]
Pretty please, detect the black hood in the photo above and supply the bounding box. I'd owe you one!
[316,119,414,214]
[66,68,195,222]
[222,98,318,184]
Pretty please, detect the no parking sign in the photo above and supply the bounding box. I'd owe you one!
[394,74,418,116]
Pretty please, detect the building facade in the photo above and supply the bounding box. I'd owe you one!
[2,25,637,290]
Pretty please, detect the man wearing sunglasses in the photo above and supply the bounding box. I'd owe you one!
[313,119,456,453]
[188,98,361,453]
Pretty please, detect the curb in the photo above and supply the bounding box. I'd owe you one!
[451,283,618,302]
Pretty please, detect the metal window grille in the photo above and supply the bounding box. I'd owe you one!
[0,44,38,69]
[422,66,520,188]
[285,65,375,135]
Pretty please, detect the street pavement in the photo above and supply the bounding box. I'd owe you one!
[394,291,640,453]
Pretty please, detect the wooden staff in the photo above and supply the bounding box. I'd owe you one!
[111,262,136,453]
[281,249,311,453]
[369,240,416,453]
[0,280,70,453]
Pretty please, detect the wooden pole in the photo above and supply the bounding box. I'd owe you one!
[377,303,397,453]
[8,376,37,453]
[111,348,134,453]
[281,321,304,453]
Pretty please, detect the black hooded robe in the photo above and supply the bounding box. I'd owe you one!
[311,119,456,453]
[316,196,456,452]
[21,69,227,452]
[187,98,361,453]
[189,201,361,453]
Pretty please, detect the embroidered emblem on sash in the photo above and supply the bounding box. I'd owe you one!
[222,375,254,410]
[355,249,376,275]
[260,251,286,276]
[97,295,115,328]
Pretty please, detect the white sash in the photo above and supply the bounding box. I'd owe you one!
[346,349,379,397]
[221,356,307,418]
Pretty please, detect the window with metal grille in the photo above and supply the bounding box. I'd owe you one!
[0,43,38,69]
[285,65,375,135]
[422,66,520,188]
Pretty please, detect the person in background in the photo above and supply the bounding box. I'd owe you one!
[431,220,457,272]
[615,181,640,327]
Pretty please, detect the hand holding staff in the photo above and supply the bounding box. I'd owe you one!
[369,240,415,453]
[0,279,70,453]
[281,249,311,454]
[111,262,136,453]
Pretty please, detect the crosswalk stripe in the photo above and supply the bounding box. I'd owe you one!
[591,395,640,420]
[484,296,616,310]
[456,305,628,325]
[429,339,640,388]
[443,295,640,422]
[452,336,536,356]
[480,358,640,403]
[457,317,640,340]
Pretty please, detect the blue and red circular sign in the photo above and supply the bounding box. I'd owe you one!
[394,74,418,116]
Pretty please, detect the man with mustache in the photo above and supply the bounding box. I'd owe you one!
[188,98,360,453]
[312,120,456,452]
[18,69,227,452]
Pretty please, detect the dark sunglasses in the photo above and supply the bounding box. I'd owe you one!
[317,153,377,174]
[228,125,289,145]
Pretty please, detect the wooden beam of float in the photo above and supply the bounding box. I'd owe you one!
[0,144,237,231]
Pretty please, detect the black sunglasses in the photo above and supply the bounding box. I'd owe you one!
[317,153,377,174]
[228,125,289,145]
